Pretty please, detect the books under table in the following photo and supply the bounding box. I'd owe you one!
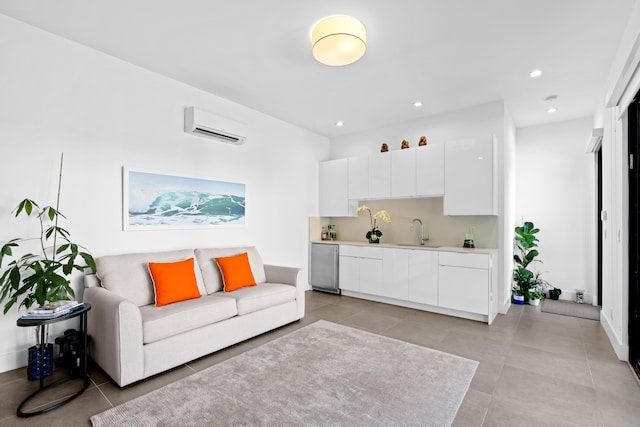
[22,301,83,319]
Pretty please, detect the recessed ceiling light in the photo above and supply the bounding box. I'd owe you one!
[529,69,543,78]
[413,101,423,107]
[336,121,344,127]
[547,107,558,114]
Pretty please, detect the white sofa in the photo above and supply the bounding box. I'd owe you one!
[83,246,304,387]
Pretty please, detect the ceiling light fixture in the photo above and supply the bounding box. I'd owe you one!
[529,69,543,78]
[413,101,423,107]
[336,121,344,127]
[312,15,367,66]
[547,107,558,114]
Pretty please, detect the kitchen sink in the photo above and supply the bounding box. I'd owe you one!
[392,243,441,248]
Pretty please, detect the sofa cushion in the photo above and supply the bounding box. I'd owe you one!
[96,249,205,307]
[195,247,266,294]
[148,258,201,306]
[226,283,296,316]
[139,293,238,344]
[216,252,257,292]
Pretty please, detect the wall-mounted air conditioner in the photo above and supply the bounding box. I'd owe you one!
[184,106,247,145]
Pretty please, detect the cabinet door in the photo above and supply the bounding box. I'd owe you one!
[348,156,369,200]
[338,256,359,292]
[359,258,384,296]
[319,159,350,217]
[416,145,444,196]
[443,138,496,215]
[438,265,489,315]
[382,248,409,300]
[408,250,438,305]
[369,153,391,199]
[391,149,416,197]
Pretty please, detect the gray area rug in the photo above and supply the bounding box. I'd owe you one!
[91,320,478,427]
[541,299,600,320]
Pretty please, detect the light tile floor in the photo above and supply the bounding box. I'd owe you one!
[1,291,639,426]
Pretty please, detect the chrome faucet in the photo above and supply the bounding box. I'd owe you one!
[410,218,428,245]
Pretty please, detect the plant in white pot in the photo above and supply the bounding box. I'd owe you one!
[513,221,547,306]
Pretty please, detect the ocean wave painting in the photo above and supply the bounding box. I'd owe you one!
[124,168,245,230]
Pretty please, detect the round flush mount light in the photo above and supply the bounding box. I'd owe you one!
[529,69,543,78]
[413,101,423,107]
[312,15,367,66]
[336,121,344,127]
[547,107,558,114]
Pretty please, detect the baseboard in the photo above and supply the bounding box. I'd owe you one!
[600,311,629,361]
[499,296,511,314]
[0,348,27,373]
[341,290,491,324]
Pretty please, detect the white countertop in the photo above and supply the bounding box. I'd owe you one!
[310,240,497,254]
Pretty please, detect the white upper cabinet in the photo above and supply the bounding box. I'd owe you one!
[319,158,352,217]
[443,137,497,215]
[416,144,445,196]
[348,156,369,200]
[390,149,416,197]
[369,153,391,199]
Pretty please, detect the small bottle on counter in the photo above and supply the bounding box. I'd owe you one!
[330,225,337,240]
[321,227,327,240]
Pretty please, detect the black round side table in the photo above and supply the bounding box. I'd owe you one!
[16,303,91,417]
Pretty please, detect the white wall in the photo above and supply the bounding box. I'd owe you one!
[329,101,514,311]
[516,118,595,301]
[0,15,329,372]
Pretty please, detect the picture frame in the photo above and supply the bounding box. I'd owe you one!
[123,167,246,230]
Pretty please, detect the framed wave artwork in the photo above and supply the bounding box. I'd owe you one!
[123,168,246,230]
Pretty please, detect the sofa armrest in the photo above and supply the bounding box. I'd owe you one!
[263,265,300,286]
[83,283,144,387]
[264,264,305,319]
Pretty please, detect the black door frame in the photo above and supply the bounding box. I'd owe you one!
[628,92,640,379]
[597,147,603,308]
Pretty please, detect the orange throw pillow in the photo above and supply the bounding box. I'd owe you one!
[215,252,257,292]
[148,258,201,306]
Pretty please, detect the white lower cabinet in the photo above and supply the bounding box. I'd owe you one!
[338,245,495,324]
[408,250,438,305]
[382,248,409,300]
[360,257,384,296]
[438,252,489,315]
[338,255,360,292]
[338,246,383,294]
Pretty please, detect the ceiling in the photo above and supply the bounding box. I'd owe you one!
[0,0,636,138]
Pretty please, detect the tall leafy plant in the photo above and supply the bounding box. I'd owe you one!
[513,221,543,299]
[0,155,96,314]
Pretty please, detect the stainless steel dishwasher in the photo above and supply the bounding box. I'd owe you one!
[309,243,340,294]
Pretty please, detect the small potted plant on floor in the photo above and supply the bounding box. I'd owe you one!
[549,288,562,300]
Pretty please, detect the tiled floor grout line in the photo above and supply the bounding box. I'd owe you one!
[94,381,114,409]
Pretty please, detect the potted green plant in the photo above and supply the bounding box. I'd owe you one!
[549,288,562,300]
[0,198,96,314]
[513,221,545,305]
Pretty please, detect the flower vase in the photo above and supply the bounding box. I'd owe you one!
[368,235,380,244]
